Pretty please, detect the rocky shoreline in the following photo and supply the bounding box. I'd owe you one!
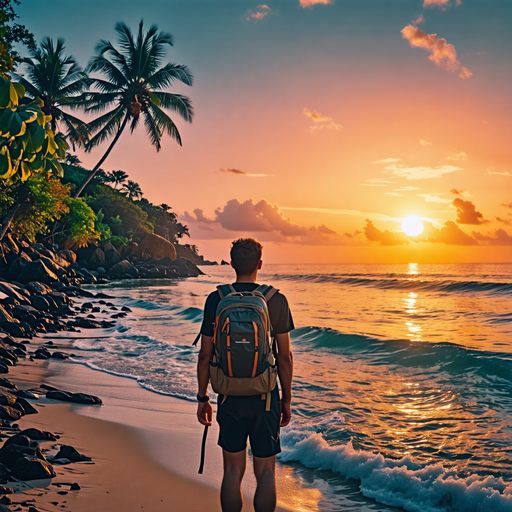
[0,234,206,511]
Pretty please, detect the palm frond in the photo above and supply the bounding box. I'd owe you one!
[10,73,41,98]
[149,104,182,146]
[81,92,120,114]
[85,106,125,148]
[146,62,193,89]
[88,56,128,88]
[151,92,194,122]
[61,112,90,148]
[143,110,163,151]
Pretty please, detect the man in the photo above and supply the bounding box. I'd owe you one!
[197,238,294,512]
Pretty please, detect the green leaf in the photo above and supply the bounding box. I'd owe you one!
[0,146,12,178]
[20,161,31,181]
[46,158,64,177]
[0,78,13,108]
[0,109,26,138]
[8,140,23,160]
[29,152,45,172]
[12,83,25,101]
[24,123,46,153]
[0,109,13,136]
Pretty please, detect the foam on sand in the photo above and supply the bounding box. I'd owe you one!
[279,424,512,512]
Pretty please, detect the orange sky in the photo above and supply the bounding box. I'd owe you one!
[20,0,512,263]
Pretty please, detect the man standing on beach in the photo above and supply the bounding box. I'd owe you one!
[196,238,294,512]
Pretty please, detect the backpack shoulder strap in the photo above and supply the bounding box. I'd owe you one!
[254,284,279,302]
[217,284,236,299]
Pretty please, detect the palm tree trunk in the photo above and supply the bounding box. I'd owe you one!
[74,113,130,198]
[0,188,30,242]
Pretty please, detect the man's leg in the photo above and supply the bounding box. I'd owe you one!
[253,455,277,512]
[221,449,247,512]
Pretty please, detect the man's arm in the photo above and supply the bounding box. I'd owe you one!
[275,332,293,427]
[197,334,214,426]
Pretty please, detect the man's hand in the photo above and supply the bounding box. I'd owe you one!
[280,400,291,427]
[197,400,213,426]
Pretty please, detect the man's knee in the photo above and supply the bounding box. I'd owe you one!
[253,455,276,481]
[223,449,247,480]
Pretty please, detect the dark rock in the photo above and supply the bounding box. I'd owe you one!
[0,444,45,469]
[51,352,69,360]
[0,357,12,368]
[0,405,21,421]
[13,390,38,399]
[48,291,68,306]
[11,455,56,480]
[61,286,94,298]
[104,243,122,268]
[73,318,101,329]
[0,364,8,374]
[146,267,166,279]
[96,266,107,275]
[46,390,102,404]
[29,295,50,312]
[26,281,52,295]
[4,434,30,448]
[17,261,58,285]
[77,268,96,284]
[82,302,93,309]
[171,257,204,277]
[0,488,12,495]
[0,321,27,338]
[137,234,177,260]
[89,248,105,269]
[0,378,16,390]
[13,348,26,357]
[20,429,56,441]
[32,255,65,278]
[0,305,13,324]
[15,398,37,415]
[8,252,32,281]
[50,281,65,291]
[0,282,29,304]
[109,260,138,278]
[121,273,133,280]
[121,306,131,312]
[57,250,76,264]
[70,482,80,490]
[54,445,91,462]
[34,347,51,360]
[0,390,16,406]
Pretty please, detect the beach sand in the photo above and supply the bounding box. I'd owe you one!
[7,354,299,512]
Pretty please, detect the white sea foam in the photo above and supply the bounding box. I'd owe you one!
[279,427,512,512]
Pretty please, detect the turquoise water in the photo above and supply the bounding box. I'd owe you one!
[69,263,511,511]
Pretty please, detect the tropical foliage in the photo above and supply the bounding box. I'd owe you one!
[13,37,90,148]
[75,20,194,196]
[0,76,67,181]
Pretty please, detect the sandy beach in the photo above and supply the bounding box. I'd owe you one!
[7,348,294,512]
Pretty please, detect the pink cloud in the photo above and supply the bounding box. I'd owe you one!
[472,229,512,246]
[299,0,334,8]
[246,5,275,21]
[303,108,342,131]
[423,0,451,8]
[401,25,471,79]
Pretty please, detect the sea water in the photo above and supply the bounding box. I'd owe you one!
[72,263,511,512]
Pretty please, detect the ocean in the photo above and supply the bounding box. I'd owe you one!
[63,263,512,512]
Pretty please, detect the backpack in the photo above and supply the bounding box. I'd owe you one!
[209,284,279,411]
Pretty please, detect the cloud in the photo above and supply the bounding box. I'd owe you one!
[220,168,274,177]
[394,186,420,191]
[364,220,410,246]
[183,199,350,245]
[418,193,451,203]
[452,198,488,225]
[299,0,334,8]
[423,0,462,10]
[447,151,467,161]
[361,178,398,187]
[424,220,478,245]
[385,192,403,197]
[420,139,431,146]
[401,25,471,79]
[501,203,512,209]
[450,188,472,197]
[383,162,462,180]
[496,217,512,226]
[303,108,342,131]
[372,158,401,164]
[281,206,403,223]
[246,4,274,20]
[487,171,512,177]
[414,15,425,25]
[472,228,512,246]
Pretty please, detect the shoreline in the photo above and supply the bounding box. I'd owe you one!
[8,347,296,512]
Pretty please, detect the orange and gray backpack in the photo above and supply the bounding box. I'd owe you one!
[209,284,279,411]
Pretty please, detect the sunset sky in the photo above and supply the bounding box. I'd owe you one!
[19,0,512,263]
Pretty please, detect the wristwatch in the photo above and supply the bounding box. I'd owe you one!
[197,394,210,403]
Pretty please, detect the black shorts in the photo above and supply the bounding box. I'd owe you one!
[217,387,281,458]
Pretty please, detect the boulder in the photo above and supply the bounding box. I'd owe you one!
[57,249,77,264]
[30,295,50,312]
[54,445,90,462]
[30,243,55,260]
[0,444,45,469]
[137,234,177,260]
[77,269,96,284]
[171,257,203,277]
[0,305,14,324]
[0,377,16,389]
[11,455,56,480]
[0,389,16,406]
[89,248,105,269]
[0,405,22,421]
[26,281,52,295]
[15,398,38,415]
[109,260,138,278]
[46,390,102,404]
[17,261,58,285]
[3,434,30,448]
[104,243,122,268]
[8,252,32,281]
[14,390,38,399]
[20,428,56,441]
[0,282,29,304]
[0,322,27,338]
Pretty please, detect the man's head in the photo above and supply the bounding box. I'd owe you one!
[230,238,263,277]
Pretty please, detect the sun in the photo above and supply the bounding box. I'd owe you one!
[402,215,424,236]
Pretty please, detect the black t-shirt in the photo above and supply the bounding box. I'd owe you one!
[200,283,295,337]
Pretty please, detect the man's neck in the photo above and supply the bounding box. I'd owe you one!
[235,272,258,284]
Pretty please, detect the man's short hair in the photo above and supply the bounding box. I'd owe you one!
[230,238,263,275]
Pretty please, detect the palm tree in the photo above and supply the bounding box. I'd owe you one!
[13,37,90,149]
[105,169,128,189]
[121,179,142,200]
[74,20,194,197]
